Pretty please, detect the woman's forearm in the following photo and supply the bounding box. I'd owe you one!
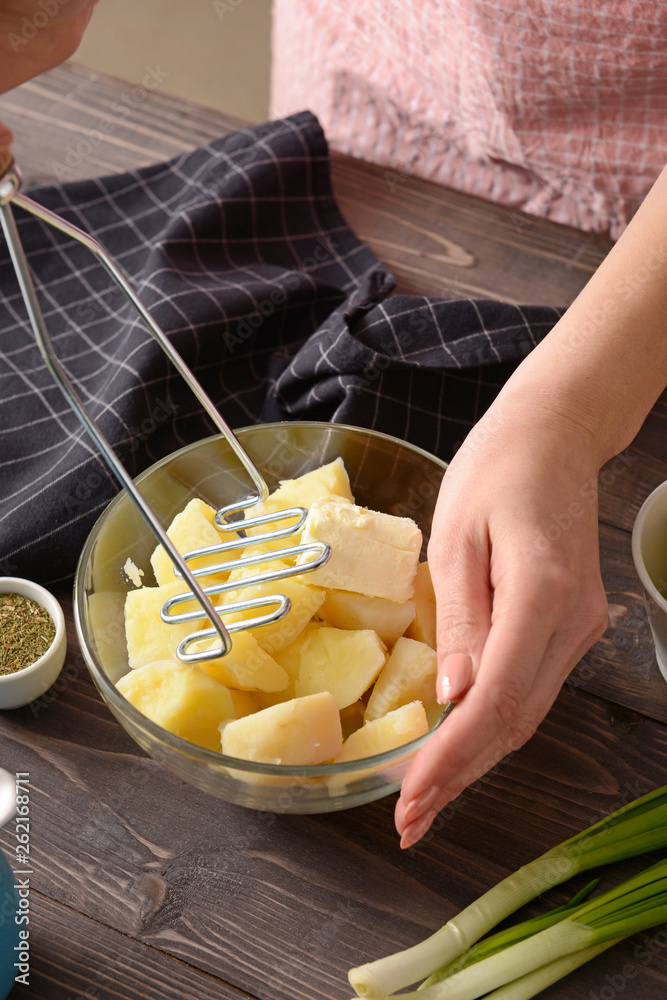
[498,162,667,463]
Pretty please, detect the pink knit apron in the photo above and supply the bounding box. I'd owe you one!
[271,0,667,238]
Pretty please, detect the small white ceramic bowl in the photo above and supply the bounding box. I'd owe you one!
[0,578,67,709]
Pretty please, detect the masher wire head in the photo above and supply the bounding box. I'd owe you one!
[0,156,330,661]
[161,504,330,662]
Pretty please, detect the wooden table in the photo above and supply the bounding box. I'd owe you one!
[2,63,667,1000]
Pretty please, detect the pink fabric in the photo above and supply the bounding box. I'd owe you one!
[270,0,667,238]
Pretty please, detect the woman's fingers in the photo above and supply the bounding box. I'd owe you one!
[426,509,492,704]
[397,580,554,846]
[396,552,608,849]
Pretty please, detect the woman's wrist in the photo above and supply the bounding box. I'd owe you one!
[498,165,667,468]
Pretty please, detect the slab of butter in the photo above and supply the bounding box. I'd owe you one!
[299,496,422,603]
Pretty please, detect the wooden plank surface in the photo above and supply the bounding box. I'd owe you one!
[1,60,667,1000]
[10,893,250,1000]
[2,654,667,1000]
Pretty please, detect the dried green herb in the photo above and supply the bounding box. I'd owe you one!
[0,593,56,674]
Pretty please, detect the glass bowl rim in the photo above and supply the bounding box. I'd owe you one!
[74,420,450,777]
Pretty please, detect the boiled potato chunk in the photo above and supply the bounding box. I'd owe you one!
[125,582,200,669]
[116,660,236,752]
[150,498,240,586]
[221,691,343,764]
[294,626,386,709]
[253,622,325,709]
[252,457,354,521]
[221,576,325,655]
[274,621,325,683]
[333,701,428,763]
[226,546,290,583]
[364,636,438,723]
[229,689,261,718]
[339,699,366,740]
[190,630,289,692]
[405,561,437,650]
[245,457,355,555]
[300,497,422,603]
[319,590,415,646]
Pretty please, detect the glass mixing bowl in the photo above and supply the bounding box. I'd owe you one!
[74,421,450,813]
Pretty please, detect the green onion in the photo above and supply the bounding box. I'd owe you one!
[460,940,620,1000]
[348,784,667,1000]
[419,878,601,987]
[388,860,667,1000]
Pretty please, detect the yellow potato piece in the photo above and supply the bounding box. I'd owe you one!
[274,621,325,682]
[364,636,438,723]
[405,561,437,650]
[150,498,241,587]
[116,660,236,752]
[243,457,355,557]
[221,691,343,765]
[252,457,354,521]
[333,701,429,763]
[295,626,386,709]
[339,699,366,740]
[252,622,325,709]
[191,630,289,693]
[221,576,325,655]
[319,590,416,646]
[125,582,201,669]
[229,689,260,718]
[226,546,290,583]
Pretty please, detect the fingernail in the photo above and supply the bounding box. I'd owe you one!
[400,808,438,850]
[402,785,439,825]
[439,653,473,703]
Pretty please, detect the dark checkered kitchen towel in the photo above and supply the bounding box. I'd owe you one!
[0,112,562,585]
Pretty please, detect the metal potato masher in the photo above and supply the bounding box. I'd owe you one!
[0,151,330,661]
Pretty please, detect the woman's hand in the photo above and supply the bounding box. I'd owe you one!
[396,158,667,849]
[395,391,609,848]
